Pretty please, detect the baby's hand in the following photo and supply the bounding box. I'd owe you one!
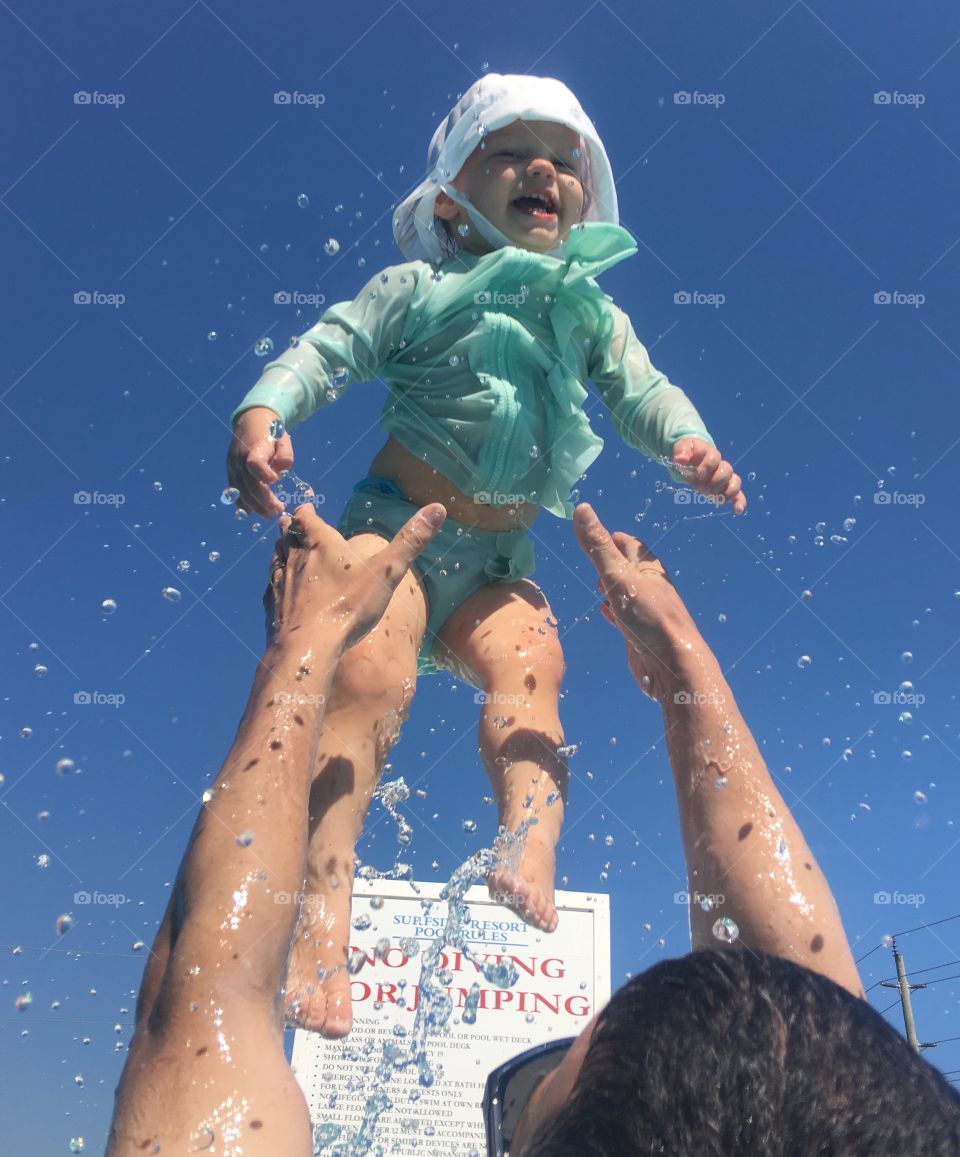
[670,437,747,515]
[227,407,294,518]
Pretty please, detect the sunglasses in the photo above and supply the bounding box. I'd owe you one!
[483,1036,576,1156]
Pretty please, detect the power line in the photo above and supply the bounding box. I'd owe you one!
[856,912,960,965]
[866,956,960,994]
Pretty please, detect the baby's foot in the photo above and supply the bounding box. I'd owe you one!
[282,873,354,1037]
[487,831,559,933]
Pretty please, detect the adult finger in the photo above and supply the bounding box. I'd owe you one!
[375,504,446,586]
[573,504,629,584]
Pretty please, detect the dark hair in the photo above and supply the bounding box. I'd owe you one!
[526,950,960,1156]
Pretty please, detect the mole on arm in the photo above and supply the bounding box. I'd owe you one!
[737,822,753,841]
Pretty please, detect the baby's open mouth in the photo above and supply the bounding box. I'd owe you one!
[512,191,558,219]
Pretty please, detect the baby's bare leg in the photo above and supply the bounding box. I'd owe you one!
[284,533,427,1037]
[438,580,568,932]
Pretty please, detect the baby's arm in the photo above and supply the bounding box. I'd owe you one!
[226,265,422,517]
[589,304,747,514]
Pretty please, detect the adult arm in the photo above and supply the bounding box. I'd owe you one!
[573,504,863,998]
[107,501,445,1157]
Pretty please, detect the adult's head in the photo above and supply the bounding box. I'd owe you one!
[501,949,960,1155]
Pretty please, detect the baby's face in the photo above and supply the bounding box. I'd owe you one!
[436,120,585,255]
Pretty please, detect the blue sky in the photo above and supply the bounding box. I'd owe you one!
[2,1,960,1150]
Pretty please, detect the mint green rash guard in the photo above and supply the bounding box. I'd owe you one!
[232,222,715,519]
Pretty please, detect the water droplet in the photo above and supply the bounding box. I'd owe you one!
[842,517,856,532]
[800,589,812,602]
[899,711,913,725]
[220,487,240,505]
[314,1123,341,1146]
[254,337,274,357]
[69,1138,85,1153]
[176,560,190,573]
[604,835,614,846]
[208,551,220,562]
[55,913,74,936]
[347,949,366,975]
[718,613,727,624]
[56,758,75,775]
[370,895,385,910]
[152,481,163,492]
[712,916,739,942]
[33,664,47,677]
[462,819,477,833]
[101,598,118,614]
[448,354,461,367]
[296,192,310,208]
[901,651,913,664]
[324,238,340,256]
[269,418,285,440]
[901,750,913,761]
[556,743,578,757]
[236,830,254,847]
[206,330,217,342]
[797,655,812,669]
[457,222,471,237]
[161,587,181,603]
[352,914,372,931]
[19,727,32,739]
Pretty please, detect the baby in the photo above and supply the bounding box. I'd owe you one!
[227,74,746,1037]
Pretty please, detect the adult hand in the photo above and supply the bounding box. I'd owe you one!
[670,436,747,515]
[572,503,696,697]
[267,502,446,652]
[227,406,294,518]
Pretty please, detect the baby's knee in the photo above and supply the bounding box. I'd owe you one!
[482,634,566,697]
[332,633,418,715]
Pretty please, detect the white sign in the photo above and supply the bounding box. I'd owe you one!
[292,879,610,1154]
